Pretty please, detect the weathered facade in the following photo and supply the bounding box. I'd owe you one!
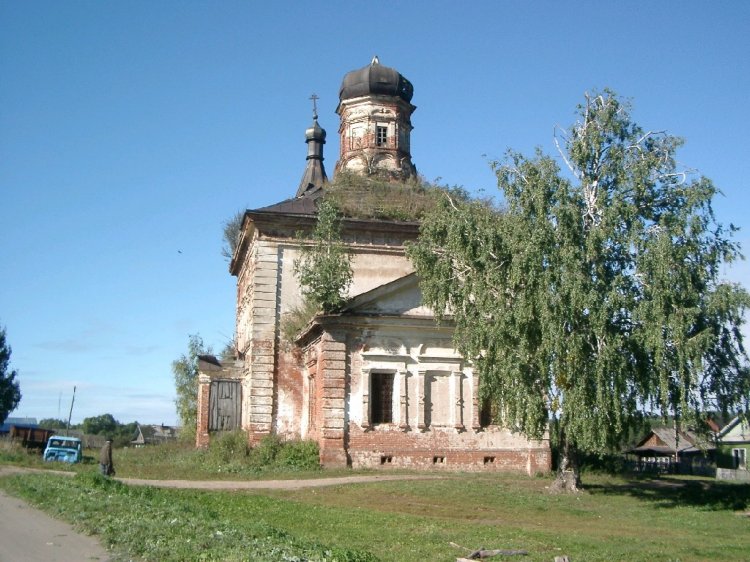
[195,58,551,474]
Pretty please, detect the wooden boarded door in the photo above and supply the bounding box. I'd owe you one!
[209,380,241,431]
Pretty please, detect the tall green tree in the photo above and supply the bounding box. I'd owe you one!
[172,334,211,438]
[39,418,68,430]
[408,91,750,490]
[294,199,353,313]
[0,326,22,425]
[81,413,118,436]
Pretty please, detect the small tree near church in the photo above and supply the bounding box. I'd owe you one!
[294,199,353,313]
[172,334,211,439]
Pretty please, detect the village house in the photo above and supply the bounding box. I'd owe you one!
[716,416,750,481]
[130,423,180,447]
[195,58,551,474]
[626,426,716,476]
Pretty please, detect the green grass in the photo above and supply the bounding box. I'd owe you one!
[1,435,332,480]
[0,472,374,562]
[1,464,748,562]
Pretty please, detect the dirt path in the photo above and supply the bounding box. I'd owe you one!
[0,465,443,490]
[119,473,442,490]
[0,489,112,562]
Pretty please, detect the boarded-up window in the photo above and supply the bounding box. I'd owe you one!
[209,380,241,431]
[371,372,394,424]
[425,373,451,427]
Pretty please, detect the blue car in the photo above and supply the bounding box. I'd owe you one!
[43,435,82,463]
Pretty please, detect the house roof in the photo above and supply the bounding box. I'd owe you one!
[717,416,750,443]
[132,424,179,444]
[630,427,713,455]
[0,417,39,433]
[5,417,37,426]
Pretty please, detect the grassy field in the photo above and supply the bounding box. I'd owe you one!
[1,439,749,561]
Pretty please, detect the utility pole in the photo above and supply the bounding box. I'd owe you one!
[65,386,76,436]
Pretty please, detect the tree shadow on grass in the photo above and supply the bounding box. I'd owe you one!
[585,476,750,512]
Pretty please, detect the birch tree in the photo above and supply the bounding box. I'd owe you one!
[408,91,750,490]
[294,199,352,313]
[172,334,211,439]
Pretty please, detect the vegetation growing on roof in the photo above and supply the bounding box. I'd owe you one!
[221,209,244,261]
[280,299,319,346]
[324,171,470,221]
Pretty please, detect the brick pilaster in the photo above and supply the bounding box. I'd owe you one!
[195,374,211,449]
[417,369,427,431]
[471,370,481,431]
[247,243,278,440]
[319,332,348,467]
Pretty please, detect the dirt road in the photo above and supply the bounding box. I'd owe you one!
[0,465,442,490]
[0,489,112,562]
[118,472,440,490]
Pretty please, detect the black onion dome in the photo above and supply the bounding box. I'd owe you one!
[339,56,413,103]
[305,118,326,141]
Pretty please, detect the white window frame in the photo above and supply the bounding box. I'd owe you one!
[732,447,747,470]
[376,125,388,147]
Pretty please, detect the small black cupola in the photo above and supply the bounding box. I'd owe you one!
[296,94,328,197]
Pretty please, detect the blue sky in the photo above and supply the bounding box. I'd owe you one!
[1,2,748,426]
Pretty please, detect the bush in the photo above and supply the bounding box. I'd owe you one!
[249,435,284,468]
[275,439,320,471]
[199,433,320,474]
[208,430,250,465]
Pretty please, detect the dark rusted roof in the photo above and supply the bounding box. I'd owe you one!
[197,354,221,367]
[254,189,322,215]
[339,56,413,103]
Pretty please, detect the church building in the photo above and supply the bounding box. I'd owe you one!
[195,58,551,474]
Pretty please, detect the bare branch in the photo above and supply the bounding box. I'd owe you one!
[554,125,579,178]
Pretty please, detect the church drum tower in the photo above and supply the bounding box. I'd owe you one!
[334,56,417,181]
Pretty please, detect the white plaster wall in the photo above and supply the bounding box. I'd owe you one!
[276,241,414,312]
[349,251,413,297]
[278,244,305,315]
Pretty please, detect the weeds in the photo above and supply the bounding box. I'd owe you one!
[0,438,41,465]
[325,172,469,222]
[281,299,320,344]
[198,433,320,474]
